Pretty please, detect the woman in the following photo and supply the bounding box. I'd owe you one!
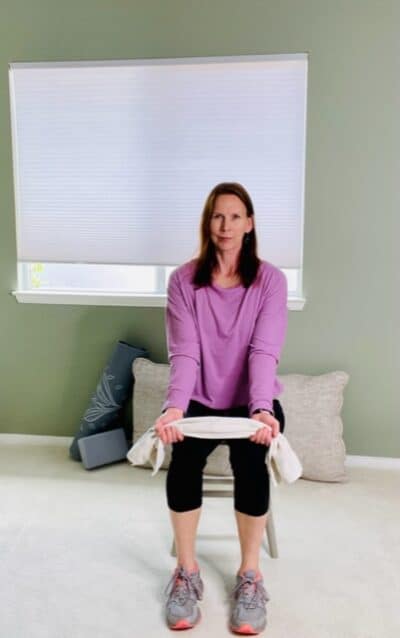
[155,182,288,634]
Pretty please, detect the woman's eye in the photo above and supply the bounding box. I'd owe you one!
[213,214,241,219]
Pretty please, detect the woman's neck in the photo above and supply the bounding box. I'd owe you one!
[214,251,240,277]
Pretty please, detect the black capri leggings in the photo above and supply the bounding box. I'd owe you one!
[166,398,285,517]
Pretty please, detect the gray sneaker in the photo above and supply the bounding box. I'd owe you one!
[164,566,204,630]
[229,569,270,635]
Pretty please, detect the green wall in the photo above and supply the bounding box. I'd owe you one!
[1,1,398,457]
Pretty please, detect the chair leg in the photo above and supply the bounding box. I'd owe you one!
[171,524,277,559]
[266,505,278,559]
[171,538,177,557]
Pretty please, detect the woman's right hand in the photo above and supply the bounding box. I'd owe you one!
[154,407,185,445]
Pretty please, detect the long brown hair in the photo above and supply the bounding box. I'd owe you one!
[192,182,261,288]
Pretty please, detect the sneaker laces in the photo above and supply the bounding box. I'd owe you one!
[231,574,270,610]
[164,567,203,605]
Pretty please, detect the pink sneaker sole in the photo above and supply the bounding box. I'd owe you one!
[230,623,260,635]
[169,610,201,630]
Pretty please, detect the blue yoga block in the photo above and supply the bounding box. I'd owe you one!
[78,428,129,470]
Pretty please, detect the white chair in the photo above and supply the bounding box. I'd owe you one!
[171,474,279,559]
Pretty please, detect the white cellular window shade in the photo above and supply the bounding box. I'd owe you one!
[9,54,307,269]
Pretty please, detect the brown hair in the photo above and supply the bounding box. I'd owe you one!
[192,182,261,288]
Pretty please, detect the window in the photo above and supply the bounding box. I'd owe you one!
[9,54,308,309]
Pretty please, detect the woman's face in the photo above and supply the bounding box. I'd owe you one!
[209,194,253,254]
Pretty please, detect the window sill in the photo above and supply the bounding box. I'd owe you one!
[11,290,306,310]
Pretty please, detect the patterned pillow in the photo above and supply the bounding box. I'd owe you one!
[131,358,349,481]
[69,341,147,461]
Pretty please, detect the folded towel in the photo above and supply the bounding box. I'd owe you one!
[126,416,302,487]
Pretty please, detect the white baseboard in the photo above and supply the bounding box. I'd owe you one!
[345,454,400,469]
[0,433,72,445]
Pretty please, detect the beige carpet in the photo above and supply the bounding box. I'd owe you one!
[0,434,399,638]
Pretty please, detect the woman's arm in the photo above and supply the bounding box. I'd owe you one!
[248,268,288,415]
[162,268,200,413]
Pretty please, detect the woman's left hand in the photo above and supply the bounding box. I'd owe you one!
[249,411,280,445]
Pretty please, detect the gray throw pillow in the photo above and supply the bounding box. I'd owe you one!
[277,371,349,482]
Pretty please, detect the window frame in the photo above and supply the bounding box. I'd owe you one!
[12,263,306,309]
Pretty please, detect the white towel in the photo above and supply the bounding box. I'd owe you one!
[126,416,302,487]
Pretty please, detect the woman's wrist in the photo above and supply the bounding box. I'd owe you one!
[252,408,274,417]
[162,407,184,415]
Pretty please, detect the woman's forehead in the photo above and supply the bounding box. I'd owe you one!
[213,193,246,213]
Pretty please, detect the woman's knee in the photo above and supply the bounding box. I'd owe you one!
[167,493,203,513]
[166,438,213,512]
[228,441,270,516]
[166,461,204,512]
[234,496,270,517]
[233,464,270,515]
[233,465,270,516]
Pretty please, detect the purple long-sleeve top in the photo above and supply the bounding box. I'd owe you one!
[162,259,288,415]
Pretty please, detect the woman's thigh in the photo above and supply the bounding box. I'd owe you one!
[227,437,270,516]
[169,400,224,469]
[169,435,220,469]
[177,398,285,463]
[226,399,285,478]
[172,400,247,467]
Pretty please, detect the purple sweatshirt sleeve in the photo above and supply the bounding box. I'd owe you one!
[162,269,200,413]
[248,269,288,415]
